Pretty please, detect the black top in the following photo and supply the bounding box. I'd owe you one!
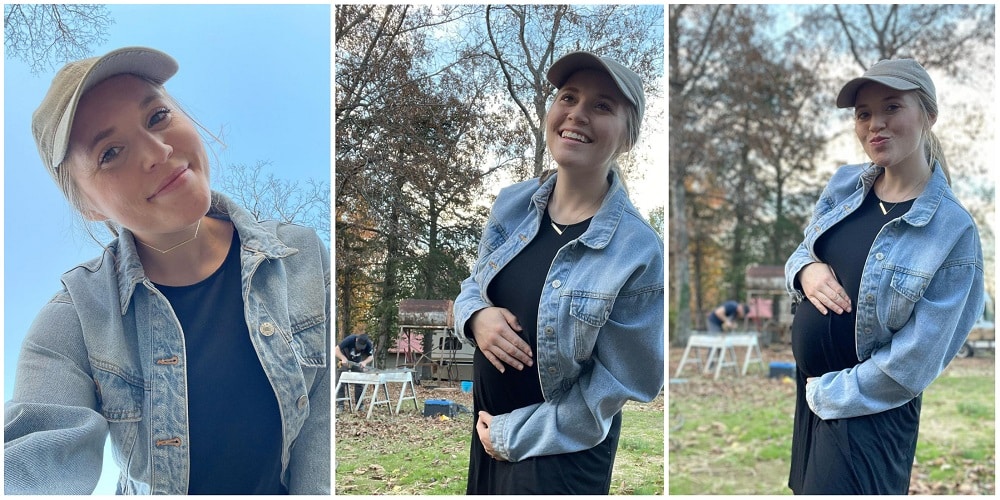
[157,230,286,495]
[472,210,589,415]
[791,187,915,376]
[788,187,920,494]
[467,209,622,495]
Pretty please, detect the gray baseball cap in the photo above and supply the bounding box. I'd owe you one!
[546,51,645,126]
[32,46,178,182]
[836,58,935,108]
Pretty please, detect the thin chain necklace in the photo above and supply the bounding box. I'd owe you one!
[876,171,929,216]
[550,191,604,235]
[136,219,202,254]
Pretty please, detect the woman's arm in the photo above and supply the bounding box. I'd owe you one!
[4,298,107,494]
[286,231,331,494]
[489,279,664,461]
[807,248,984,420]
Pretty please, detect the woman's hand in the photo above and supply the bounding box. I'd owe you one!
[477,411,506,461]
[799,262,852,315]
[470,307,533,373]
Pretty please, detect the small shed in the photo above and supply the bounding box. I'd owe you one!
[745,265,794,344]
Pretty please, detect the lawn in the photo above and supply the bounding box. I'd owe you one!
[668,346,995,495]
[334,382,664,495]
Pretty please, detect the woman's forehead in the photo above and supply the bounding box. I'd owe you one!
[561,68,623,99]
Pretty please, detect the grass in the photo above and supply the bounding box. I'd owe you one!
[668,349,995,495]
[335,384,664,495]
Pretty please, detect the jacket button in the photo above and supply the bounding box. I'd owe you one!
[260,322,275,336]
[876,253,884,260]
[552,280,561,289]
[548,367,557,374]
[297,395,308,409]
[544,326,554,336]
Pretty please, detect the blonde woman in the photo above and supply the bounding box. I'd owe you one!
[455,51,664,494]
[785,59,984,494]
[4,47,330,494]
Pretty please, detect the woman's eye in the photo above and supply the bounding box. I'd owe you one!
[855,111,870,121]
[886,104,900,112]
[99,146,122,166]
[149,108,172,128]
[596,102,613,112]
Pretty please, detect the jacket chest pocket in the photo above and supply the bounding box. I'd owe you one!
[882,268,930,331]
[288,316,328,367]
[569,292,615,361]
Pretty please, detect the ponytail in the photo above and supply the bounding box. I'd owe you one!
[915,87,950,185]
[925,130,951,185]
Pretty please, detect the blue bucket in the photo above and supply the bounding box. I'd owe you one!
[460,380,473,393]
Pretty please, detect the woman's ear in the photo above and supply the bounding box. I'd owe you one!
[80,207,109,222]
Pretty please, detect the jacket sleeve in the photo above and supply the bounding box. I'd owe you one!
[489,256,665,461]
[4,298,108,494]
[454,214,503,347]
[785,176,839,302]
[287,234,331,494]
[806,230,985,420]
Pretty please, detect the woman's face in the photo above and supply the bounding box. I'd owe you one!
[853,83,933,170]
[545,68,630,174]
[65,74,211,238]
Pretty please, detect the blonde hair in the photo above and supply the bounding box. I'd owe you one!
[914,88,950,185]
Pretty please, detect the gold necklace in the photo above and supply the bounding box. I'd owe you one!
[876,172,929,216]
[550,192,604,235]
[136,219,202,254]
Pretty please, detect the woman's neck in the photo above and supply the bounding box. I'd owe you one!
[549,167,611,225]
[875,158,931,203]
[135,217,235,286]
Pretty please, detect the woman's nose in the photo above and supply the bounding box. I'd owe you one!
[141,133,173,170]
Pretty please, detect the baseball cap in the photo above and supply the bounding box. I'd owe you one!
[836,58,936,109]
[355,334,371,349]
[546,51,645,126]
[32,46,179,182]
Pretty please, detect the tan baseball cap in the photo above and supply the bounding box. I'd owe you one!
[32,46,178,181]
[546,51,645,127]
[836,58,936,109]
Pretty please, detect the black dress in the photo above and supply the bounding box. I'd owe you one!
[466,210,622,495]
[789,188,921,494]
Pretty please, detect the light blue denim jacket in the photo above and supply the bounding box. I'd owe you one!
[455,171,664,462]
[785,163,984,420]
[4,192,330,494]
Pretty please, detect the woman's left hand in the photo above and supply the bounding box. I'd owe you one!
[477,411,505,461]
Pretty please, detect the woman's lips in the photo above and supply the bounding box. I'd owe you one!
[148,167,190,200]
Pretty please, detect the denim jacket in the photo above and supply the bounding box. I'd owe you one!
[454,171,664,462]
[4,192,330,494]
[785,163,984,420]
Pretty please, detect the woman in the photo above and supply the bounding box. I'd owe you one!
[785,59,984,494]
[4,47,330,494]
[454,51,664,494]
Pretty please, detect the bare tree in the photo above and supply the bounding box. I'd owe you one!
[480,4,664,179]
[215,160,330,242]
[4,4,114,75]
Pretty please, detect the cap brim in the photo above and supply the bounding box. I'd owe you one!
[546,51,639,110]
[836,75,920,108]
[53,47,178,169]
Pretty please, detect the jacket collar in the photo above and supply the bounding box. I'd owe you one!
[111,191,296,314]
[529,169,627,250]
[857,161,947,228]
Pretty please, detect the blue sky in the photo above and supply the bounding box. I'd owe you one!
[3,4,330,493]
